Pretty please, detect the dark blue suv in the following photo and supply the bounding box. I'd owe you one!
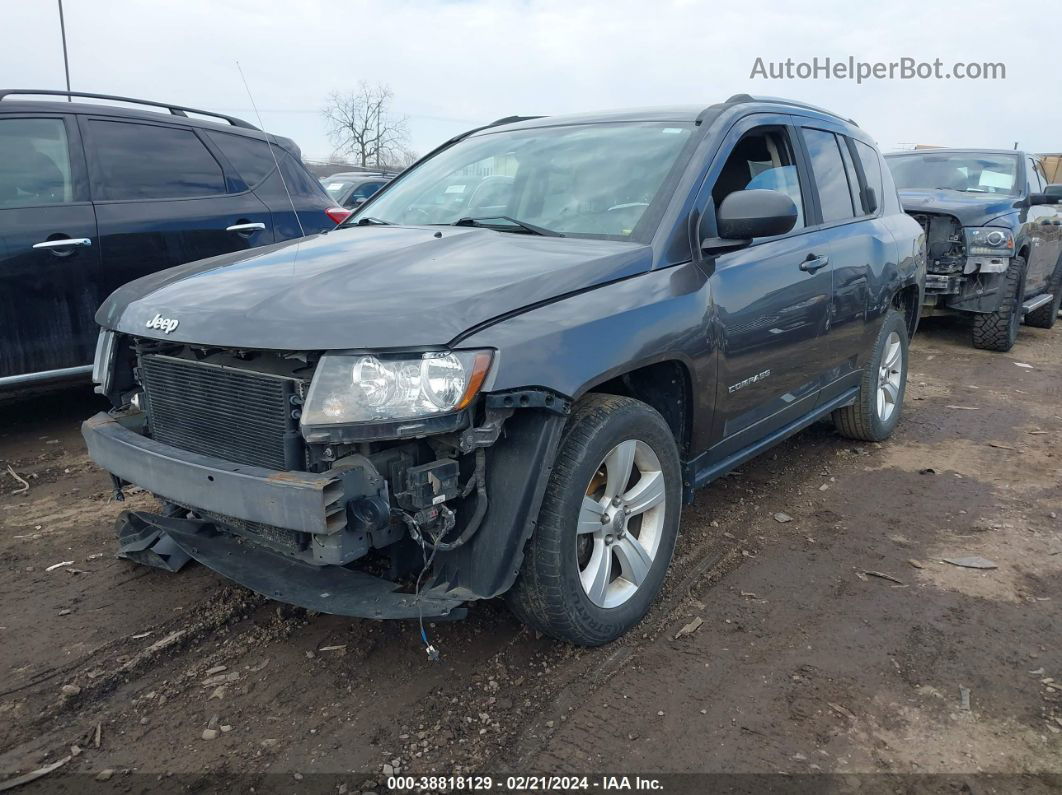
[0,89,348,389]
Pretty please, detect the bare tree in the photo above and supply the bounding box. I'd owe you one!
[323,83,410,168]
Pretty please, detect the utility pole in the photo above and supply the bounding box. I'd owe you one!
[58,0,71,99]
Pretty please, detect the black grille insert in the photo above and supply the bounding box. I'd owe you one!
[141,355,299,470]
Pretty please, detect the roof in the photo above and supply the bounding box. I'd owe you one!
[0,88,295,140]
[479,95,857,136]
[885,148,1026,158]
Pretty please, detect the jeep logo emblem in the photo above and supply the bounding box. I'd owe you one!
[146,313,179,334]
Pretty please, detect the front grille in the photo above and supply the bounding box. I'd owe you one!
[140,354,300,470]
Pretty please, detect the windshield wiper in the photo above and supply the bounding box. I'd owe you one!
[355,216,392,226]
[453,216,564,237]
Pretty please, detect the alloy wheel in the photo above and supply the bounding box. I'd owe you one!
[876,331,903,423]
[576,440,666,608]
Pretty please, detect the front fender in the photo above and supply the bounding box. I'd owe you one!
[461,263,713,401]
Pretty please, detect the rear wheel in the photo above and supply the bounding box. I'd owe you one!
[507,395,681,646]
[833,308,909,442]
[972,256,1025,351]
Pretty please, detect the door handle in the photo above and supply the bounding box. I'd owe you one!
[800,254,829,273]
[226,222,266,234]
[33,237,92,250]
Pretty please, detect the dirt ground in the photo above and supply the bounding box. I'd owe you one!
[1,316,1060,793]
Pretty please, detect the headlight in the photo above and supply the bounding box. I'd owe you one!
[301,350,492,425]
[964,227,1015,257]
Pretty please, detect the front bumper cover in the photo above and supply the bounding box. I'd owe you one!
[82,413,466,619]
[83,412,348,535]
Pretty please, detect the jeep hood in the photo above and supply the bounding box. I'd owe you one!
[897,188,1021,227]
[98,225,650,350]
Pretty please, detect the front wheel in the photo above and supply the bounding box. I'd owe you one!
[833,308,909,442]
[972,256,1025,351]
[507,395,681,646]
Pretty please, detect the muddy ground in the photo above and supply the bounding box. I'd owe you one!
[0,317,1060,793]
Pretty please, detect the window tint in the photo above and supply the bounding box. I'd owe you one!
[802,129,856,222]
[207,131,276,187]
[0,118,73,208]
[853,140,883,214]
[712,127,805,230]
[279,152,329,199]
[89,120,225,200]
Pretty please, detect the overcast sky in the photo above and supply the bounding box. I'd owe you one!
[4,0,1058,161]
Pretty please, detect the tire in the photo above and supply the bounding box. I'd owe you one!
[972,256,1026,351]
[833,308,909,442]
[507,394,682,646]
[1025,258,1062,329]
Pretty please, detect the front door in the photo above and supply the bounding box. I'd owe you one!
[703,117,834,459]
[0,115,101,380]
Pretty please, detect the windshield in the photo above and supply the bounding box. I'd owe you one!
[323,179,354,200]
[351,122,695,238]
[886,152,1019,195]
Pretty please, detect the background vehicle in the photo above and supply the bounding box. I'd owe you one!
[85,96,924,646]
[885,149,1062,351]
[322,171,395,208]
[0,89,349,388]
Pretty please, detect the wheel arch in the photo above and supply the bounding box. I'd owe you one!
[579,359,694,459]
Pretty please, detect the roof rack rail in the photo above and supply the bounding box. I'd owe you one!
[723,94,858,127]
[0,89,258,130]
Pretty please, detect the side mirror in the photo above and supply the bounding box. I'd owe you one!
[1029,191,1062,206]
[703,189,798,251]
[347,197,366,209]
[1045,184,1062,198]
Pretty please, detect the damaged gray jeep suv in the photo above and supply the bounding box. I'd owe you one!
[85,96,924,646]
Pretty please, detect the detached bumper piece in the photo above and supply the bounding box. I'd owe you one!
[83,413,466,620]
[115,511,192,573]
[128,511,466,620]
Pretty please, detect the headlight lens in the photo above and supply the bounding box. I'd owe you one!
[302,350,492,425]
[965,227,1015,257]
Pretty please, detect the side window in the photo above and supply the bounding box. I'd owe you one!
[207,131,276,187]
[801,128,856,223]
[351,181,383,200]
[711,127,805,230]
[1027,159,1046,193]
[0,118,73,208]
[836,137,863,215]
[278,151,329,199]
[88,120,225,200]
[853,140,883,214]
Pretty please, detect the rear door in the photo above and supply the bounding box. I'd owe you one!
[207,131,336,238]
[796,125,889,402]
[0,114,101,380]
[82,117,275,304]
